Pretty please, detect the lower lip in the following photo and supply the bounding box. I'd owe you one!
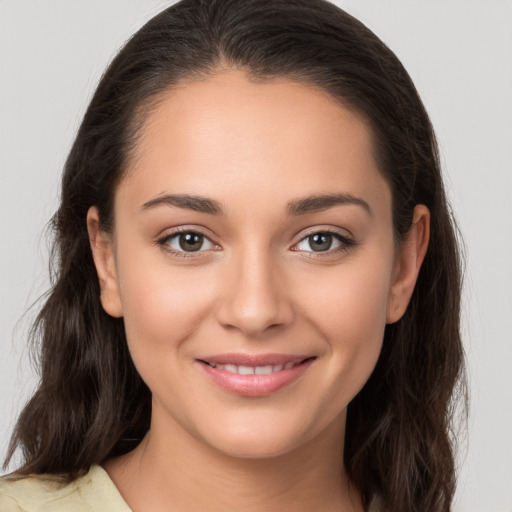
[196,359,315,397]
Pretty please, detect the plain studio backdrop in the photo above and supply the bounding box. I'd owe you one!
[1,1,511,510]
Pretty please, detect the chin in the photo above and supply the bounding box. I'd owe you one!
[196,411,327,461]
[209,433,302,460]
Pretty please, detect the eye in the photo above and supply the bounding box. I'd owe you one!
[294,231,352,253]
[158,230,216,255]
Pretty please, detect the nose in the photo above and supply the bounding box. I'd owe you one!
[215,245,294,337]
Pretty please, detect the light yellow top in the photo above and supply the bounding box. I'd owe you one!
[0,464,131,512]
[0,464,384,511]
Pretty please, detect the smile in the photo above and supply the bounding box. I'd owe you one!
[203,361,299,374]
[196,354,316,397]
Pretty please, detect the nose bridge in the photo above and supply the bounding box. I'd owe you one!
[216,240,293,336]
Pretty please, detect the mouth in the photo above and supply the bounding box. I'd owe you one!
[195,354,316,397]
[201,359,306,375]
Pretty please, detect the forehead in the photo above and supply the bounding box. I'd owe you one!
[119,68,391,218]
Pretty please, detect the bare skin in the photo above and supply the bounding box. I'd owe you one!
[88,68,429,511]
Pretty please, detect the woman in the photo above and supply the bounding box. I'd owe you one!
[0,0,466,511]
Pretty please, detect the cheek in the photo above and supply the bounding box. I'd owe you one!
[300,256,391,337]
[114,247,219,366]
[295,256,393,397]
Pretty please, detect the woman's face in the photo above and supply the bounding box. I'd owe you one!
[89,69,421,459]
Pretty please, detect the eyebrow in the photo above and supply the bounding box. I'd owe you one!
[140,192,372,217]
[141,194,223,214]
[286,193,372,217]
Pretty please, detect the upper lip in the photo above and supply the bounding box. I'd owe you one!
[197,353,314,366]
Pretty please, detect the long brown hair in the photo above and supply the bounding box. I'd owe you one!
[5,1,467,510]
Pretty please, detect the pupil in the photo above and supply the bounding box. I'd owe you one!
[179,233,203,252]
[310,233,332,251]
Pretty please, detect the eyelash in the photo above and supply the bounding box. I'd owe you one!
[156,227,356,259]
[156,227,218,259]
[292,230,356,258]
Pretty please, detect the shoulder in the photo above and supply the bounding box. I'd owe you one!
[0,465,131,512]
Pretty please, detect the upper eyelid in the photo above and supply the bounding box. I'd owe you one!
[295,226,352,240]
[158,228,216,247]
[291,226,355,253]
[299,230,350,242]
[158,225,216,241]
[158,226,351,242]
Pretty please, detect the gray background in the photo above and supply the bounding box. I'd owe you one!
[1,1,511,510]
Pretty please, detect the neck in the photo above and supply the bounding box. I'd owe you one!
[104,407,362,512]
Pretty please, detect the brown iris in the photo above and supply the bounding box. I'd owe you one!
[308,233,333,251]
[179,232,204,252]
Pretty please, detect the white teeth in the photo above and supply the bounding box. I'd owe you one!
[255,365,273,375]
[209,362,299,375]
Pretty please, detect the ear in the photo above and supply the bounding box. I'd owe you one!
[86,206,123,318]
[386,204,430,324]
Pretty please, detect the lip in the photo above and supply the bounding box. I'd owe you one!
[195,353,316,397]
